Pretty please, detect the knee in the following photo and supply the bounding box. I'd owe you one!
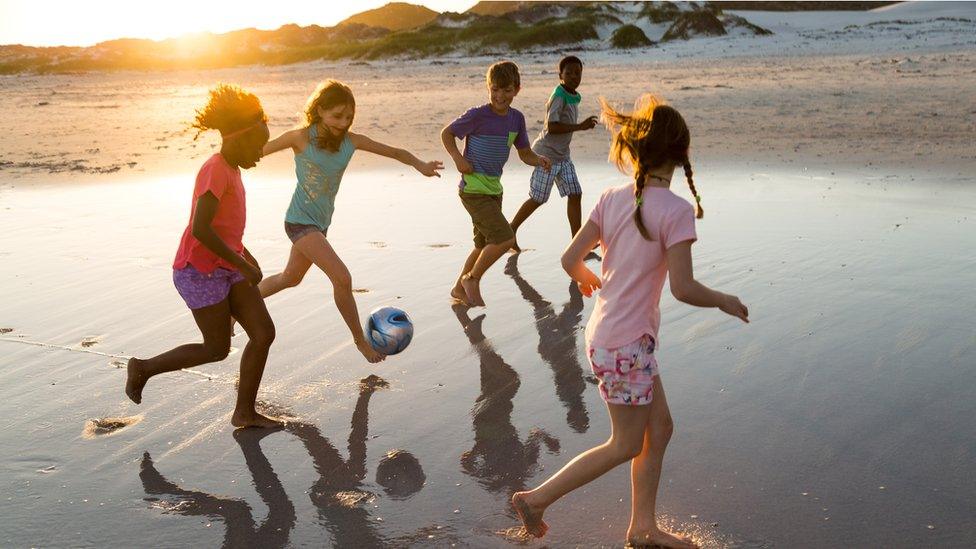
[250,323,276,348]
[281,270,304,288]
[651,414,674,447]
[608,435,644,463]
[330,268,352,292]
[204,342,231,362]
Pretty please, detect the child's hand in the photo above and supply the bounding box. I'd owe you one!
[416,159,444,177]
[537,155,552,171]
[719,293,749,323]
[576,269,602,297]
[241,262,263,286]
[580,115,599,130]
[454,156,474,175]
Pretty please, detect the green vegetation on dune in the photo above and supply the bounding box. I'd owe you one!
[611,25,654,49]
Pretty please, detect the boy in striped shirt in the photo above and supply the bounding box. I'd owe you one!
[441,60,551,307]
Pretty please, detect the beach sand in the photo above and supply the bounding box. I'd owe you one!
[1,4,975,548]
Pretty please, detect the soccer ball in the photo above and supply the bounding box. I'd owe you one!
[365,306,413,355]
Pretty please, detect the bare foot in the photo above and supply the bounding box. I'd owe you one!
[460,274,486,307]
[450,284,472,305]
[511,492,548,538]
[356,339,386,364]
[626,528,698,549]
[125,358,148,404]
[231,411,285,429]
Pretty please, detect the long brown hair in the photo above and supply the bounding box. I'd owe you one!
[303,80,355,152]
[600,94,701,241]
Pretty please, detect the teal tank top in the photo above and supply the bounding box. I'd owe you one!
[284,125,356,230]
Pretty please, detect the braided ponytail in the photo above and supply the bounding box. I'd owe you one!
[683,159,703,219]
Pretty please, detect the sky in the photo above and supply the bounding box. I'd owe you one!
[0,0,477,47]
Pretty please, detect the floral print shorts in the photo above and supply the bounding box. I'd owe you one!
[588,334,659,406]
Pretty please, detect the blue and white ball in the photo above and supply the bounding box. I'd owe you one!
[365,306,414,356]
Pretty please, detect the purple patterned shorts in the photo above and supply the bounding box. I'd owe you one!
[173,265,246,310]
[588,334,659,406]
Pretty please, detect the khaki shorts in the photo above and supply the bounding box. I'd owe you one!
[459,192,514,248]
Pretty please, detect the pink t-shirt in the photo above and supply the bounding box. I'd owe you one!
[584,184,697,349]
[172,154,246,273]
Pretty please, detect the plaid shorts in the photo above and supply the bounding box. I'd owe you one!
[529,159,581,203]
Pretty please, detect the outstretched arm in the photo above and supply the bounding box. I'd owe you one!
[667,241,749,322]
[349,132,443,177]
[560,220,601,297]
[262,128,303,157]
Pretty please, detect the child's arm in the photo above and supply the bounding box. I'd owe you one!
[191,192,262,285]
[560,220,602,297]
[349,132,443,177]
[440,126,474,175]
[517,147,552,171]
[667,242,749,322]
[547,116,599,134]
[262,128,303,157]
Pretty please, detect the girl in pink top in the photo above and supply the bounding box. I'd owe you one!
[125,84,282,429]
[512,95,749,548]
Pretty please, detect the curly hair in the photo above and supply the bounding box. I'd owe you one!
[600,94,701,241]
[190,83,266,140]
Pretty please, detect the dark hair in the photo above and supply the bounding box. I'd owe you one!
[558,55,583,73]
[601,94,702,241]
[304,79,356,152]
[486,60,521,89]
[190,83,266,140]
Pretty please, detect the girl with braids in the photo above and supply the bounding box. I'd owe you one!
[125,83,282,429]
[512,95,748,548]
[259,80,442,363]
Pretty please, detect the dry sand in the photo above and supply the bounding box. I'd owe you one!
[1,4,975,548]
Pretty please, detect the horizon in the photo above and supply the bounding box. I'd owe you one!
[0,0,476,48]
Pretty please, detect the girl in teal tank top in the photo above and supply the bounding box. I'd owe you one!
[259,80,443,363]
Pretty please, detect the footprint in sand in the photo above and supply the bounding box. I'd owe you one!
[80,336,99,348]
[352,288,370,294]
[427,243,451,249]
[82,415,142,439]
[109,359,126,369]
[0,328,12,334]
[369,241,388,248]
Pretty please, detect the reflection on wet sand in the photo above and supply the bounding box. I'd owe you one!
[141,376,431,548]
[140,429,295,549]
[453,304,560,495]
[505,254,590,433]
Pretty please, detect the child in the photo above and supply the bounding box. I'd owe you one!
[510,55,599,252]
[511,95,749,548]
[125,84,281,429]
[441,60,551,307]
[258,80,443,363]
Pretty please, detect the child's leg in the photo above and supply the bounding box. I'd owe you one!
[258,244,314,299]
[293,232,384,363]
[452,247,481,304]
[512,402,653,537]
[125,300,232,404]
[509,198,543,252]
[567,194,582,237]
[627,377,696,548]
[227,280,281,428]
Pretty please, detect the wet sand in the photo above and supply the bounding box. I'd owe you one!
[1,161,974,547]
